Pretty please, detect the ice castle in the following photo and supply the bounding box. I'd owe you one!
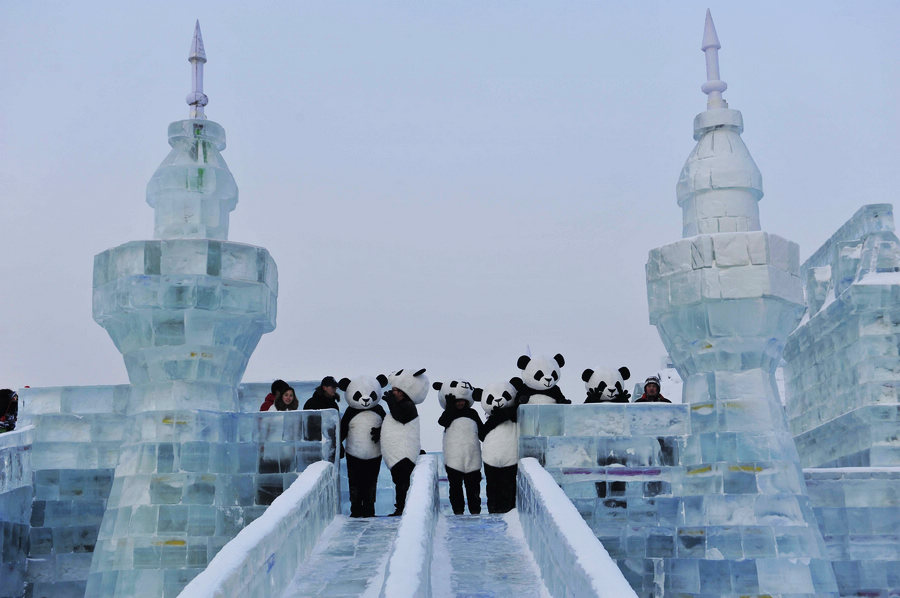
[1,13,898,598]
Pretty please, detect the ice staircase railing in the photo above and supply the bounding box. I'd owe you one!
[518,457,638,598]
[380,454,439,598]
[178,461,338,598]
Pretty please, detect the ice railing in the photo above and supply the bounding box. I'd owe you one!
[518,457,638,598]
[380,454,439,598]
[178,461,338,598]
[0,426,33,598]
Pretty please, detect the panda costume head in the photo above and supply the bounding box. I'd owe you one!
[515,353,569,404]
[387,368,430,404]
[433,380,475,409]
[339,374,389,410]
[582,366,631,403]
[473,378,520,417]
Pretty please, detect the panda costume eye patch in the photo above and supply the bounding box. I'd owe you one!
[369,392,378,401]
[353,391,362,401]
[534,370,544,380]
[551,371,559,381]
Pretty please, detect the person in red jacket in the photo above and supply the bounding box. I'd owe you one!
[634,376,672,403]
[260,379,289,411]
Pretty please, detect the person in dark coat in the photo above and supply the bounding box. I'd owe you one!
[634,376,672,403]
[0,389,18,433]
[260,379,289,411]
[303,376,341,411]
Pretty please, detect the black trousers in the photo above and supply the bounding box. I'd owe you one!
[446,466,482,515]
[390,458,416,514]
[346,453,381,517]
[484,463,517,513]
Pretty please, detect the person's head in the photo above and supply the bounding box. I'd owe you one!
[391,387,409,401]
[454,398,467,410]
[320,376,338,397]
[282,387,296,403]
[644,376,661,397]
[271,379,289,397]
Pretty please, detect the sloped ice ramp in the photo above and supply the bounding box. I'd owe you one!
[179,457,635,598]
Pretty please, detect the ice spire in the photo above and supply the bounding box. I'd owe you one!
[187,20,208,119]
[700,9,727,109]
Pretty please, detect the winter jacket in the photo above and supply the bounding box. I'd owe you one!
[634,393,671,403]
[259,393,277,411]
[303,386,340,411]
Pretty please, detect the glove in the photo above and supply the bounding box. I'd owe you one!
[370,427,381,443]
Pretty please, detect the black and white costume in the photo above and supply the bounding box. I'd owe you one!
[382,368,429,515]
[475,379,520,513]
[515,354,570,405]
[435,380,483,515]
[582,366,632,403]
[339,375,388,518]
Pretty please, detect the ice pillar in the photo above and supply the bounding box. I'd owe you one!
[644,12,837,596]
[86,25,278,597]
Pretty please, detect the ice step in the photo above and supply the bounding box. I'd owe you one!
[431,512,551,598]
[281,515,400,598]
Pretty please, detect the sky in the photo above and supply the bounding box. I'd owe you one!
[1,2,898,446]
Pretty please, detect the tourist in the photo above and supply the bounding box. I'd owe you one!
[303,376,341,411]
[633,376,671,403]
[0,389,18,433]
[274,386,300,411]
[260,379,289,411]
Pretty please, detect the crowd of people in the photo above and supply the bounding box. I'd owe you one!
[260,370,671,518]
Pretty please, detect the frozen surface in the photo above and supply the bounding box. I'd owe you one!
[179,461,337,598]
[516,457,635,598]
[784,204,900,468]
[431,511,550,598]
[281,515,399,598]
[0,427,33,598]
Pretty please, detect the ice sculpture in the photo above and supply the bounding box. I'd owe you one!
[644,10,837,595]
[86,23,280,597]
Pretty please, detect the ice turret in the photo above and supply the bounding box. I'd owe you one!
[88,24,278,597]
[676,10,763,237]
[643,12,838,596]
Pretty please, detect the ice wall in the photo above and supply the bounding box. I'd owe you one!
[0,427,33,598]
[783,204,900,467]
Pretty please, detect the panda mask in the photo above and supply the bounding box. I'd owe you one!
[517,354,565,391]
[387,368,430,404]
[434,380,475,409]
[339,374,389,410]
[473,378,520,417]
[582,366,631,403]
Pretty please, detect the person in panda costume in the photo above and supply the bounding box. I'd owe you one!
[474,378,521,513]
[582,366,632,403]
[435,380,483,515]
[381,368,429,516]
[514,353,570,404]
[339,374,389,517]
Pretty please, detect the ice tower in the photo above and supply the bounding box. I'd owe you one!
[86,23,279,596]
[644,11,838,595]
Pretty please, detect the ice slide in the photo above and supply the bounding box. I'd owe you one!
[178,457,636,598]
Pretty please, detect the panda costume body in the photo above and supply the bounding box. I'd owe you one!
[435,379,483,515]
[515,354,570,405]
[339,374,388,517]
[381,368,429,515]
[582,366,632,403]
[474,378,520,513]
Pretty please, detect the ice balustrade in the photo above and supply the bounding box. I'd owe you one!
[380,454,439,598]
[517,457,637,598]
[177,461,338,598]
[804,468,900,596]
[784,204,900,467]
[0,427,33,598]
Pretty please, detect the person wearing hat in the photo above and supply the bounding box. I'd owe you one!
[303,376,341,411]
[634,375,671,403]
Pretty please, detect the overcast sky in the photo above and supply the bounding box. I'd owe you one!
[1,3,898,441]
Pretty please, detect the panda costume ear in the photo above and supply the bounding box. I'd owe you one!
[517,355,531,370]
[376,374,389,388]
[509,377,523,390]
[472,388,483,402]
[554,354,565,367]
[582,369,594,383]
[338,378,351,392]
[414,368,427,377]
[618,367,631,381]
[432,382,443,391]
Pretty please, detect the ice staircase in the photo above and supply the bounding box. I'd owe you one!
[179,456,635,598]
